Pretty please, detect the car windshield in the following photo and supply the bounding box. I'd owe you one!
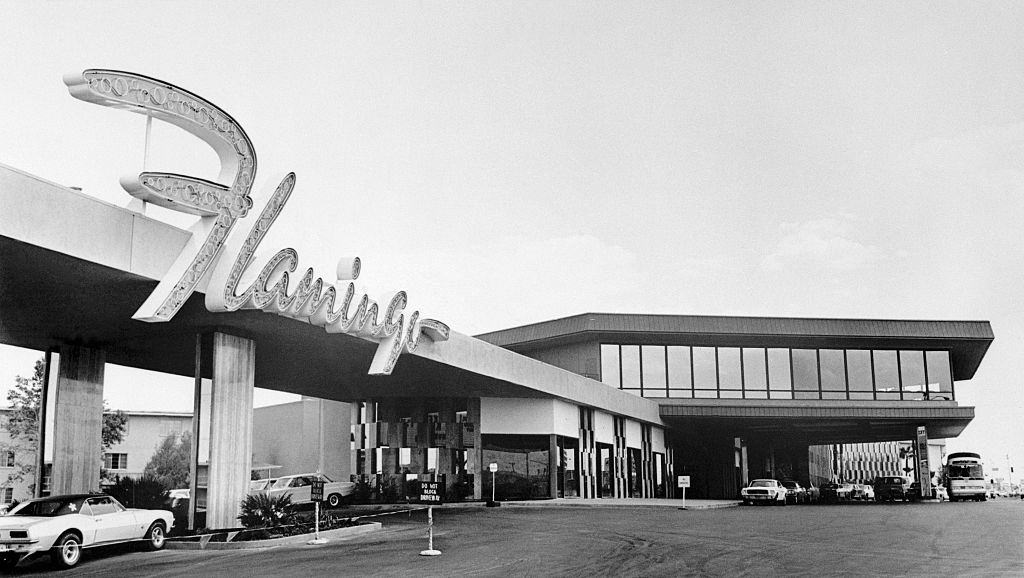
[782,482,797,488]
[749,480,774,487]
[8,497,86,517]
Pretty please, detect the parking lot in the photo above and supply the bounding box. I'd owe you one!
[6,498,1021,577]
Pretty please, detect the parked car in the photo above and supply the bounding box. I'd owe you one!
[873,476,909,502]
[820,482,840,503]
[908,481,946,501]
[780,480,808,504]
[805,485,821,504]
[0,493,173,570]
[258,473,355,507]
[740,479,787,506]
[857,484,875,501]
[836,483,856,502]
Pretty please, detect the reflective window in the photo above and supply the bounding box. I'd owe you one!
[900,350,926,400]
[820,349,846,392]
[792,349,819,399]
[718,347,742,391]
[692,347,717,391]
[873,350,900,400]
[767,348,792,398]
[694,389,718,399]
[742,348,767,391]
[667,346,692,391]
[642,346,667,395]
[600,344,620,388]
[621,389,643,398]
[925,351,953,398]
[621,346,641,389]
[847,350,872,392]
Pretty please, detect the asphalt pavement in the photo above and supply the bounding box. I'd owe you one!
[9,498,1023,577]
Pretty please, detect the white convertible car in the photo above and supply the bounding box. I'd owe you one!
[0,493,173,570]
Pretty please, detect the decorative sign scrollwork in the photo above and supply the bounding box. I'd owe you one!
[65,69,447,374]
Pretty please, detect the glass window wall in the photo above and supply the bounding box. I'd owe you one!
[925,351,953,398]
[621,346,641,389]
[642,346,667,396]
[600,344,620,388]
[743,348,767,392]
[693,347,717,396]
[792,349,819,399]
[873,350,900,400]
[847,349,874,400]
[599,343,955,402]
[718,347,742,393]
[767,348,793,399]
[667,346,692,397]
[900,350,926,400]
[820,349,846,400]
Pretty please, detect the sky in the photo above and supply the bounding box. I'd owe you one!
[1,1,1022,478]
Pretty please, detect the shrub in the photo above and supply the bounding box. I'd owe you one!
[238,493,297,529]
[106,475,169,510]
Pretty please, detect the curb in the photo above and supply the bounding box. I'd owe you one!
[165,521,381,550]
[475,500,742,511]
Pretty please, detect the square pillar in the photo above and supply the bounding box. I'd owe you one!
[190,332,254,530]
[50,345,105,495]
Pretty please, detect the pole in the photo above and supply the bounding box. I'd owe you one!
[307,500,327,545]
[682,486,687,510]
[492,470,496,503]
[419,506,441,556]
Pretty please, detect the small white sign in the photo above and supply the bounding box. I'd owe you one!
[488,462,498,473]
[677,475,691,488]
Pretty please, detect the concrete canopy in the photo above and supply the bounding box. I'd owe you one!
[0,165,661,425]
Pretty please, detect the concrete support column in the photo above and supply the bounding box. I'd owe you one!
[548,434,558,498]
[191,332,255,530]
[50,345,105,495]
[467,398,483,500]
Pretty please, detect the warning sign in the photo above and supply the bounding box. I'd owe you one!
[420,481,446,504]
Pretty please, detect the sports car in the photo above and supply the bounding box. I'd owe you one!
[0,493,173,570]
[740,479,787,506]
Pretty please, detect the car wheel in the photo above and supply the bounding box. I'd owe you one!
[327,493,341,508]
[145,521,167,551]
[51,532,82,569]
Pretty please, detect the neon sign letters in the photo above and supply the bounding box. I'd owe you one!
[64,69,448,375]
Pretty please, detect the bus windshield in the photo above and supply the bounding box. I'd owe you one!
[947,463,983,478]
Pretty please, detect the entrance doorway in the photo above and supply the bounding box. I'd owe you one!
[597,443,613,498]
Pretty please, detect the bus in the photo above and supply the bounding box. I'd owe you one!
[944,452,987,502]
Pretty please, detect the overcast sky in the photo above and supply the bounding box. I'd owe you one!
[1,1,1022,476]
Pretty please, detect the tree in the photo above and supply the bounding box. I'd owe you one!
[3,357,129,495]
[143,431,192,490]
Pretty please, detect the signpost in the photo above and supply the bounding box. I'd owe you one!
[677,475,691,509]
[419,481,445,556]
[487,462,500,507]
[307,479,327,545]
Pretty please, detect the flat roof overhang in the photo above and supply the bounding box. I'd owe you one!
[478,313,994,380]
[660,400,974,444]
[0,165,661,425]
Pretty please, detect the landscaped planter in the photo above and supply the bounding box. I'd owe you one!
[166,521,381,550]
